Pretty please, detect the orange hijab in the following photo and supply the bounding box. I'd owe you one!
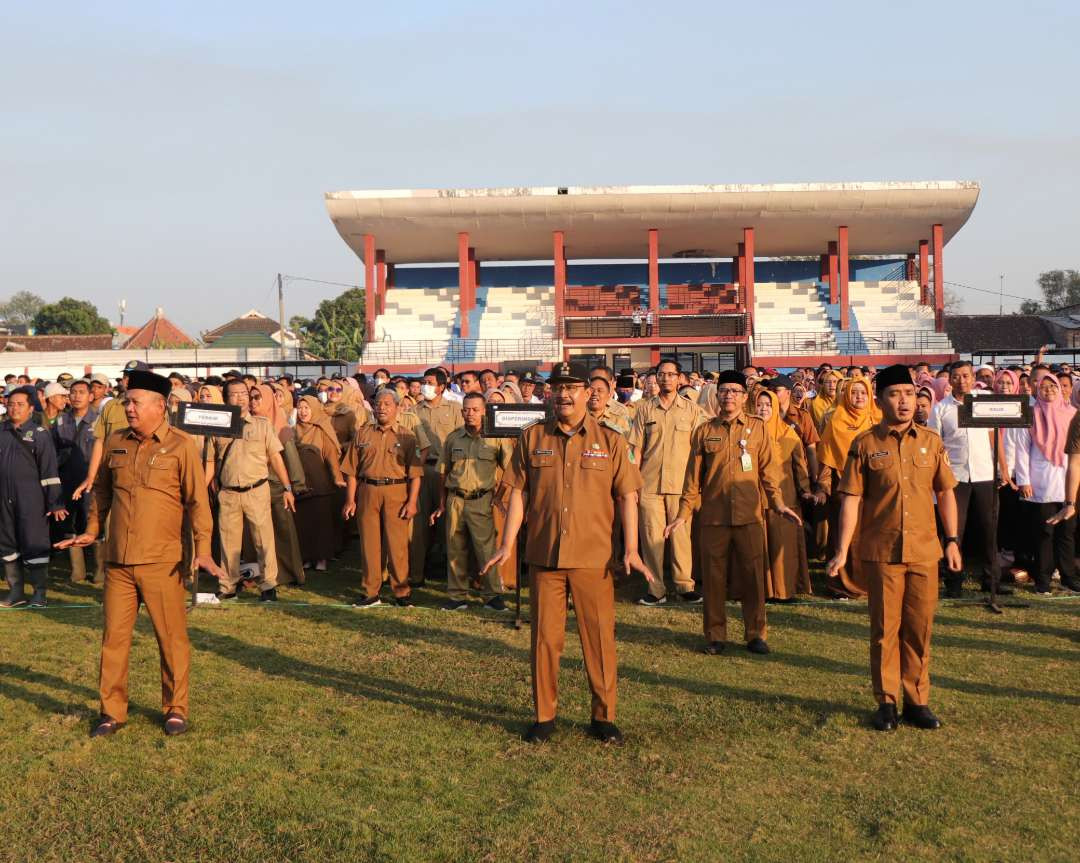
[757,389,798,444]
[295,394,340,455]
[818,378,876,471]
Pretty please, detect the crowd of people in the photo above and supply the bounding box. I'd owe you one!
[2,353,1078,740]
[3,355,1080,612]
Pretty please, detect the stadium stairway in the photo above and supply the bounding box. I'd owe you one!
[364,287,458,364]
[824,280,954,354]
[753,282,837,354]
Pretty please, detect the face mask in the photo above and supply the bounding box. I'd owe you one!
[421,384,437,401]
[318,391,328,403]
[374,377,387,386]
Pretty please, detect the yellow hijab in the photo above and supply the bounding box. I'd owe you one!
[809,370,842,430]
[757,389,798,444]
[198,384,223,404]
[818,378,876,471]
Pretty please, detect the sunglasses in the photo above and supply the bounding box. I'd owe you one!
[327,386,342,393]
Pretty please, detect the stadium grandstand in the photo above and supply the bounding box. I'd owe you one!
[325,181,979,372]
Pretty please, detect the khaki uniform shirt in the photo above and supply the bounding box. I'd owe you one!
[590,405,631,437]
[677,414,784,525]
[838,422,957,564]
[503,414,642,569]
[87,420,213,564]
[786,403,820,448]
[628,394,708,495]
[439,427,514,492]
[412,398,463,463]
[340,421,424,481]
[213,414,283,488]
[93,397,129,441]
[392,409,433,453]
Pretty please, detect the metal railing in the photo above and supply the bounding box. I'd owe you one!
[753,329,952,356]
[564,314,747,340]
[362,337,561,364]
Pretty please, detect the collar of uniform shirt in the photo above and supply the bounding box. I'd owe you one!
[879,420,918,439]
[126,419,169,442]
[554,417,588,437]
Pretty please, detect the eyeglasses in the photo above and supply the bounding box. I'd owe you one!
[327,387,342,393]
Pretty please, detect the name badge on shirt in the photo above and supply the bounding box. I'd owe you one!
[741,453,753,472]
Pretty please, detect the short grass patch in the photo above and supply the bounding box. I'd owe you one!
[1,559,1077,862]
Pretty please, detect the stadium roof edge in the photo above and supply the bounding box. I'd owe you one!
[325,180,980,263]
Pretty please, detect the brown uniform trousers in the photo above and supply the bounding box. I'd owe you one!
[678,414,784,644]
[409,398,463,581]
[342,420,424,599]
[502,415,642,723]
[87,421,212,723]
[214,415,282,593]
[440,427,513,599]
[630,394,707,599]
[839,422,956,706]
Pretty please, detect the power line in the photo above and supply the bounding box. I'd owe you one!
[944,280,1034,303]
[282,275,361,290]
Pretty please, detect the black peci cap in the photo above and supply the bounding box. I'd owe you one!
[875,364,915,394]
[125,370,172,399]
[548,362,589,385]
[716,370,748,390]
[123,359,150,372]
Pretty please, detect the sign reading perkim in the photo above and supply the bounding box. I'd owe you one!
[957,394,1032,429]
[175,402,244,438]
[484,403,549,437]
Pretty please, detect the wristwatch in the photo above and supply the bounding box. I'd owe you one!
[283,484,293,493]
[944,536,959,546]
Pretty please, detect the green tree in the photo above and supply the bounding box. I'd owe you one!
[33,297,112,335]
[291,288,366,361]
[1020,269,1080,313]
[0,291,45,327]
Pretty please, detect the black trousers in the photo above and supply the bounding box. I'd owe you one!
[1023,500,1075,591]
[950,481,1000,590]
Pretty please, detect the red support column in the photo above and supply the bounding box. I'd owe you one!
[932,223,944,332]
[919,238,930,305]
[467,247,477,312]
[736,243,746,291]
[376,249,387,318]
[363,234,376,343]
[743,227,755,335]
[648,228,660,317]
[457,232,470,340]
[838,226,849,330]
[827,241,839,305]
[649,346,661,366]
[553,231,566,335]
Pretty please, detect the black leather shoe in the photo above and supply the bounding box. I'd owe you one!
[703,641,725,655]
[746,638,770,655]
[392,595,415,608]
[523,720,555,744]
[872,704,898,731]
[589,720,623,745]
[215,591,237,600]
[163,712,188,736]
[90,715,122,738]
[484,596,510,613]
[902,704,941,730]
[678,590,703,604]
[440,599,469,611]
[259,588,278,602]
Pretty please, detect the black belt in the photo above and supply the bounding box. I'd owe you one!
[449,487,493,501]
[362,477,408,486]
[222,477,268,493]
[425,457,439,465]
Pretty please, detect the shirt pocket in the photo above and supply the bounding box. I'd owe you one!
[868,454,895,472]
[529,454,553,468]
[579,456,611,471]
[912,452,934,470]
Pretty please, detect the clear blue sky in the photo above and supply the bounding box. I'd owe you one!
[2,1,1077,334]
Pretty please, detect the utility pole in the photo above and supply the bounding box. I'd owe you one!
[999,273,1005,316]
[277,273,287,363]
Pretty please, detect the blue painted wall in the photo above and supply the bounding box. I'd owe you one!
[392,259,906,291]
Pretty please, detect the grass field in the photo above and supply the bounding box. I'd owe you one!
[1,556,1077,863]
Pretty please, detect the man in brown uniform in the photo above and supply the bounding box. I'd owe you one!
[666,370,802,655]
[214,380,296,602]
[341,389,423,607]
[59,370,222,738]
[483,361,655,745]
[629,359,707,606]
[431,392,514,611]
[828,364,961,732]
[409,367,463,584]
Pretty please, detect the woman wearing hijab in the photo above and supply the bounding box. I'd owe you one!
[816,377,876,598]
[198,384,223,405]
[293,395,345,571]
[324,380,359,555]
[696,382,718,418]
[1014,373,1080,593]
[756,389,813,600]
[991,370,1031,583]
[249,384,306,586]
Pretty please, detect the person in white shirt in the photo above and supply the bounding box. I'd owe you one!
[645,309,655,337]
[1013,373,1080,593]
[631,308,642,338]
[928,360,1006,598]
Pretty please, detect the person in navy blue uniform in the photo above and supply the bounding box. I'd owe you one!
[0,386,67,607]
[52,378,100,581]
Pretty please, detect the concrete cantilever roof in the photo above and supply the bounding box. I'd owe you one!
[325,181,980,264]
